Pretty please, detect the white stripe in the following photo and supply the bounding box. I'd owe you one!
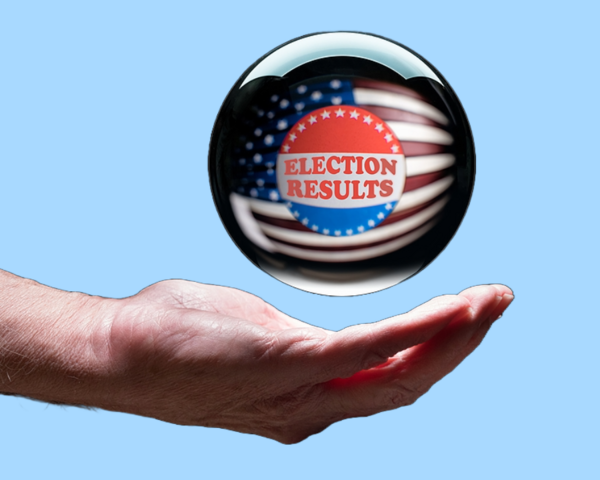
[393,175,454,212]
[247,196,296,220]
[353,88,449,125]
[259,196,448,247]
[270,221,436,262]
[387,121,453,145]
[406,154,455,176]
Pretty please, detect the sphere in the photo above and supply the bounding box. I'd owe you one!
[209,32,475,296]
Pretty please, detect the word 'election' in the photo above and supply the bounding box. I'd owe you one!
[284,155,397,199]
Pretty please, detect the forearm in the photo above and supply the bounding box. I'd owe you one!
[0,270,115,405]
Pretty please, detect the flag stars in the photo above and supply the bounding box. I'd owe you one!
[334,230,342,236]
[253,153,262,163]
[391,144,400,153]
[335,108,345,117]
[311,225,319,231]
[254,128,262,137]
[293,211,300,218]
[308,115,318,124]
[331,96,342,105]
[269,191,279,201]
[374,123,384,133]
[280,99,289,109]
[289,133,297,142]
[245,142,253,150]
[264,135,274,146]
[377,212,385,220]
[297,85,307,94]
[363,115,373,125]
[357,226,365,233]
[346,229,353,236]
[267,111,275,119]
[282,144,290,153]
[256,179,265,187]
[384,133,393,142]
[323,229,330,235]
[297,123,306,132]
[385,203,393,211]
[250,188,258,197]
[330,79,342,89]
[301,218,309,226]
[320,110,331,119]
[271,95,279,102]
[295,102,305,111]
[311,91,323,101]
[350,110,359,119]
[368,219,375,227]
[277,119,288,130]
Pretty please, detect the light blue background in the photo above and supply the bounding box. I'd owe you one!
[1,1,598,478]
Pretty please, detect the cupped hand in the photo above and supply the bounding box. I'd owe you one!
[98,281,513,444]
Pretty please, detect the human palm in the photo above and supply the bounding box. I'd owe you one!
[102,280,513,444]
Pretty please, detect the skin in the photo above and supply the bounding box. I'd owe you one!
[0,269,513,444]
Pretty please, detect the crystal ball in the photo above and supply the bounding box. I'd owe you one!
[209,32,475,296]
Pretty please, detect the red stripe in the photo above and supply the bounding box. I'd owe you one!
[353,80,427,101]
[401,142,446,156]
[360,105,439,126]
[403,171,448,193]
[265,216,440,252]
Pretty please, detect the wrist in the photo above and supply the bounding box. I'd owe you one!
[0,273,121,407]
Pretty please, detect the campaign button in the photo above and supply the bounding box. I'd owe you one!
[276,106,405,236]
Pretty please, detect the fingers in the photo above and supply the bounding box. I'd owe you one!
[285,293,472,385]
[319,285,514,418]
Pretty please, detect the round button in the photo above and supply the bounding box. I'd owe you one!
[209,32,475,296]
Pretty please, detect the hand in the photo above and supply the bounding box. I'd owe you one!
[94,280,513,444]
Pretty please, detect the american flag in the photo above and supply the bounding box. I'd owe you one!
[228,77,456,264]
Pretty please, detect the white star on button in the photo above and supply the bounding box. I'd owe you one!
[391,144,400,153]
[297,123,306,132]
[282,144,290,152]
[335,108,345,117]
[350,110,359,119]
[308,115,317,124]
[289,133,297,142]
[321,110,331,119]
[375,123,384,132]
[384,133,393,142]
[363,115,373,125]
